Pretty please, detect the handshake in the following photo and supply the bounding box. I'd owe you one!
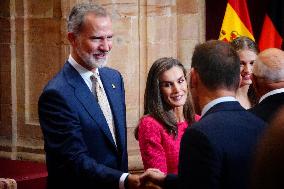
[127,168,167,189]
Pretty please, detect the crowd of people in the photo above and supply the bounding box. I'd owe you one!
[38,2,284,189]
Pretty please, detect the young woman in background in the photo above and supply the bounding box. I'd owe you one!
[231,36,260,109]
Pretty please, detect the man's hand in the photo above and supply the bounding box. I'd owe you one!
[127,174,140,189]
[139,168,166,187]
[140,181,163,189]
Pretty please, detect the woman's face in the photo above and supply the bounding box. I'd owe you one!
[159,66,188,108]
[238,49,257,87]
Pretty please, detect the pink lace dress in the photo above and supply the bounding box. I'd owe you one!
[137,115,200,174]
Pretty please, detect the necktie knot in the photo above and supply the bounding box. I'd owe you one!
[90,74,96,81]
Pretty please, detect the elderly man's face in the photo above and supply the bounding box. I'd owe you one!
[74,14,113,69]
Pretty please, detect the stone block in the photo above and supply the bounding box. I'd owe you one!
[60,21,69,45]
[113,17,134,45]
[147,16,177,43]
[177,14,199,40]
[127,127,143,170]
[22,44,61,124]
[12,18,25,45]
[15,0,24,17]
[53,0,62,18]
[105,0,138,4]
[0,136,12,157]
[17,125,44,159]
[0,71,11,104]
[24,18,61,45]
[25,91,40,124]
[147,42,177,65]
[16,152,45,162]
[25,0,54,18]
[0,44,11,72]
[126,104,140,128]
[146,0,175,6]
[25,44,61,74]
[109,43,139,72]
[97,0,114,5]
[145,4,176,17]
[0,0,10,17]
[0,104,12,136]
[17,44,61,126]
[17,128,44,147]
[0,18,11,44]
[111,2,138,18]
[177,39,199,67]
[60,45,71,63]
[177,0,198,14]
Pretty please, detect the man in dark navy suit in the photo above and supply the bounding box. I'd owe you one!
[140,40,265,189]
[38,3,139,189]
[250,48,284,123]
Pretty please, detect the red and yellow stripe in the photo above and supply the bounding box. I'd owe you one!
[219,0,254,42]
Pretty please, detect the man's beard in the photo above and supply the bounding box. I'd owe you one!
[76,48,108,69]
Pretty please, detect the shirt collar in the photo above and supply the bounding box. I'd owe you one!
[201,96,237,117]
[259,88,284,103]
[68,55,99,91]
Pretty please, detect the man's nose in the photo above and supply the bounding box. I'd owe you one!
[99,38,111,52]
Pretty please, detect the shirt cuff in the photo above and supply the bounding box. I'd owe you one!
[119,173,129,189]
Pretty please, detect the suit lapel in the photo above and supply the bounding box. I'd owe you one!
[99,68,126,151]
[63,62,117,149]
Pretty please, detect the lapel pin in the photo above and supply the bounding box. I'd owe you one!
[112,84,116,89]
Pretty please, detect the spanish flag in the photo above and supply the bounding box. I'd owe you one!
[219,0,254,42]
[258,0,284,51]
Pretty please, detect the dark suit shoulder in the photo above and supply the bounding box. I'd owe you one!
[190,108,265,148]
[249,93,284,122]
[99,67,122,77]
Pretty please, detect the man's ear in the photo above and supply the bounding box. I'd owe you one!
[67,32,76,46]
[189,68,198,89]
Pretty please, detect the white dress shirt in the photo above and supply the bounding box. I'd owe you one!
[201,96,237,117]
[259,88,284,103]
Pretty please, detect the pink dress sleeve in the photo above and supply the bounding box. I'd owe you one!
[137,116,168,173]
[195,114,201,121]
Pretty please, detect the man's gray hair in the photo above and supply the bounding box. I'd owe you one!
[67,3,109,35]
[253,56,284,82]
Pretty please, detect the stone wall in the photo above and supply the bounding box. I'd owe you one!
[0,0,205,171]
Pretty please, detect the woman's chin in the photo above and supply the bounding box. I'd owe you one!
[240,81,252,88]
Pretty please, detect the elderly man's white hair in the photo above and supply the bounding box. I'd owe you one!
[253,48,284,82]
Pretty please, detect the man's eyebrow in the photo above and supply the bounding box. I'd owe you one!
[90,35,114,39]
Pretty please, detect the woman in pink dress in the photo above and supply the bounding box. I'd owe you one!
[135,57,199,174]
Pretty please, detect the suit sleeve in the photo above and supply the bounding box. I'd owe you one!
[178,128,221,189]
[38,89,123,187]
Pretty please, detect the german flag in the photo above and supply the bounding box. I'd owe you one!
[258,0,284,51]
[219,0,254,42]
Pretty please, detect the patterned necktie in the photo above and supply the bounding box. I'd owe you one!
[91,74,116,146]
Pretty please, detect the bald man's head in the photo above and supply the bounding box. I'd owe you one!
[253,48,284,82]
